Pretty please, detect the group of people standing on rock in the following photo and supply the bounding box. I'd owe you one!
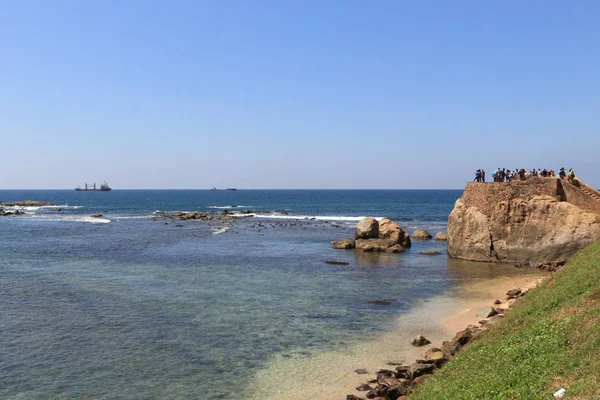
[474,167,576,183]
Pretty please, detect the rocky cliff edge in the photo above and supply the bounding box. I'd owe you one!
[448,177,600,266]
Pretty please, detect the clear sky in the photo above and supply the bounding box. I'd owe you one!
[2,1,599,189]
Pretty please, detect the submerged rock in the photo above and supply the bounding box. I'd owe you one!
[324,260,350,265]
[332,239,356,249]
[419,250,442,255]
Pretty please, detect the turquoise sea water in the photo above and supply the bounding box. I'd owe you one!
[0,190,533,399]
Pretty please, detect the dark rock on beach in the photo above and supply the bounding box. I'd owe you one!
[355,384,373,391]
[476,306,498,318]
[423,348,447,367]
[409,363,435,378]
[411,335,431,347]
[441,339,461,357]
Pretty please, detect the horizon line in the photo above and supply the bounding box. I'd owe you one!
[0,187,465,191]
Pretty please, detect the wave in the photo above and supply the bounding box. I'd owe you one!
[27,215,111,224]
[114,215,154,220]
[211,226,230,235]
[2,204,83,211]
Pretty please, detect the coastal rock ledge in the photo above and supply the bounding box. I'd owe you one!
[448,177,600,265]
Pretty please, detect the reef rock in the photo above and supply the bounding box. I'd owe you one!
[448,180,600,265]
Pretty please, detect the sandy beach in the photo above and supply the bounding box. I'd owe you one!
[245,270,549,400]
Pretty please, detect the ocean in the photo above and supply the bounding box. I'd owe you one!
[0,190,539,399]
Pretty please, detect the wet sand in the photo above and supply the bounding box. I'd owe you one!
[245,270,549,400]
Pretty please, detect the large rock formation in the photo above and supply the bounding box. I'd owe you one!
[448,178,600,265]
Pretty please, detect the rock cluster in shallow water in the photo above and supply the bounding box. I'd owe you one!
[332,218,411,253]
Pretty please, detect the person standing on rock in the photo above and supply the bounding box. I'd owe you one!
[481,169,486,182]
[474,170,482,182]
[559,167,566,180]
[568,168,575,184]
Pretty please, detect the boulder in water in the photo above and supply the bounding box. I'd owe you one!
[379,218,411,248]
[412,229,433,240]
[434,231,448,240]
[355,217,379,239]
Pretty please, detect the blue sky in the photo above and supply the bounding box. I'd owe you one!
[1,1,599,189]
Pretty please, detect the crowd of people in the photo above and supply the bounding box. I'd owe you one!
[474,167,576,183]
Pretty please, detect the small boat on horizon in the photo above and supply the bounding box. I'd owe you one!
[225,188,237,191]
[75,182,112,191]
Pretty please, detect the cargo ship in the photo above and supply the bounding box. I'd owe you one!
[75,182,112,191]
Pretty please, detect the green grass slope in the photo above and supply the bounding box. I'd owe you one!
[411,240,600,400]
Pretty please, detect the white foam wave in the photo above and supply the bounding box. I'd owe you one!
[211,226,230,235]
[2,204,83,211]
[114,215,154,220]
[28,215,111,224]
[231,213,385,222]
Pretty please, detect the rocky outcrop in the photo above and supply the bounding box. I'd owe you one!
[448,180,600,265]
[334,218,411,253]
[0,209,25,217]
[0,200,54,207]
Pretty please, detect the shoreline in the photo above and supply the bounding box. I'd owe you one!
[244,270,549,400]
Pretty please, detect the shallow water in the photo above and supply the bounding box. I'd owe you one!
[0,190,540,399]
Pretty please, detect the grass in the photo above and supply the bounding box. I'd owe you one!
[410,239,600,400]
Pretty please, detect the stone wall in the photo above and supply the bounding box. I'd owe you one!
[461,178,559,219]
[558,180,600,215]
